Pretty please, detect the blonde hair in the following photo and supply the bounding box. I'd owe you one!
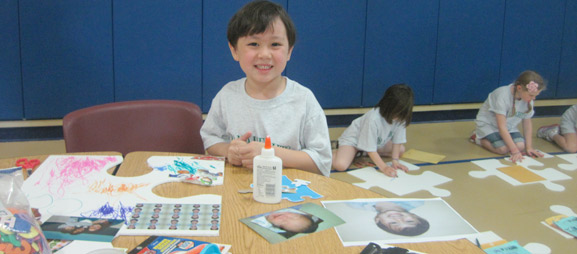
[511,70,546,116]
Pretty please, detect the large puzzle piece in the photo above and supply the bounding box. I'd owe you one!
[469,157,571,192]
[347,167,452,197]
[281,175,323,202]
[556,154,577,171]
[22,155,222,237]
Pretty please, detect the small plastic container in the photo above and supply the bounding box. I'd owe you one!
[252,136,283,204]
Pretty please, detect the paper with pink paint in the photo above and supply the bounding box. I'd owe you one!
[21,155,222,228]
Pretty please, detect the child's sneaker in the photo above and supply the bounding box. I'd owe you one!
[469,133,476,143]
[537,124,559,141]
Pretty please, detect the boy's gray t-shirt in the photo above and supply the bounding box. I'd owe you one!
[201,77,332,176]
[475,84,534,139]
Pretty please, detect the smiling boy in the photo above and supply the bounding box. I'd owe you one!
[200,0,332,176]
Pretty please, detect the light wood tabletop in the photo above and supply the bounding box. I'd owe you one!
[113,151,484,253]
[2,152,484,253]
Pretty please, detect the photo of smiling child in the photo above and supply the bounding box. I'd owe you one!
[241,203,344,244]
[322,198,478,246]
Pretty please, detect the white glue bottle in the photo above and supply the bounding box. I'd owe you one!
[253,136,283,203]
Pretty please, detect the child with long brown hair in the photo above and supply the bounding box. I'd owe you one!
[333,84,413,177]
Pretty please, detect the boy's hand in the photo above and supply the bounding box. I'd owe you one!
[227,132,252,166]
[238,141,265,169]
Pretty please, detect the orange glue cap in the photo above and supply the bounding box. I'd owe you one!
[264,136,272,149]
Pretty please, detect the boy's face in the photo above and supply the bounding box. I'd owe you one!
[229,17,293,88]
[266,211,310,233]
[375,210,419,233]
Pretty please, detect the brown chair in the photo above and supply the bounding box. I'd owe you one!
[62,100,204,156]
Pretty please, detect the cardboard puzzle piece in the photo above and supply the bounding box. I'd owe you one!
[349,158,419,171]
[504,150,554,160]
[23,155,222,233]
[556,154,577,171]
[469,157,571,192]
[541,205,577,239]
[347,167,452,197]
[468,231,551,254]
[281,175,323,202]
[386,159,420,171]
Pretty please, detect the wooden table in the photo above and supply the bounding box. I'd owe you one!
[1,152,484,253]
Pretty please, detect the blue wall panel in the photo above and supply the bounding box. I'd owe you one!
[114,0,203,106]
[287,0,366,109]
[19,0,113,119]
[201,0,254,112]
[3,0,577,121]
[0,0,23,120]
[434,0,505,103]
[364,0,439,106]
[558,0,577,98]
[500,0,565,99]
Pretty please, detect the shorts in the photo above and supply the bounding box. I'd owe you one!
[484,132,524,148]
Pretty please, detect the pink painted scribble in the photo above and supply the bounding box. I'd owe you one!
[35,156,119,197]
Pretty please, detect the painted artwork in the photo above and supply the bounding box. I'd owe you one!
[147,156,225,186]
[21,155,222,237]
[322,198,478,246]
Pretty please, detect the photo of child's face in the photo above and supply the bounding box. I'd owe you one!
[72,227,85,234]
[88,224,102,232]
[375,210,420,233]
[266,211,312,233]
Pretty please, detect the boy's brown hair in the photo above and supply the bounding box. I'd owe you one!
[227,0,296,49]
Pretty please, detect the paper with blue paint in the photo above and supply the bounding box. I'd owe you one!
[554,216,577,237]
[281,175,322,202]
[484,240,530,254]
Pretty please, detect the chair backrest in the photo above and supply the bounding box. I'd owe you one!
[63,100,204,156]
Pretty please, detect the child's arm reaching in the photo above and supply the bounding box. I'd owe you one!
[368,152,393,176]
[390,143,408,172]
[522,118,543,158]
[368,152,399,177]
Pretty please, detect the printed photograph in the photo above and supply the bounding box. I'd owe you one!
[41,215,124,242]
[322,198,478,246]
[240,203,345,244]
